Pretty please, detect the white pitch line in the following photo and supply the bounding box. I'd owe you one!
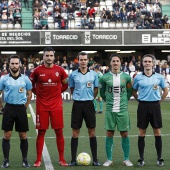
[29,104,54,170]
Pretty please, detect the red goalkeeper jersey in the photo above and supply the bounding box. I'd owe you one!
[30,64,68,111]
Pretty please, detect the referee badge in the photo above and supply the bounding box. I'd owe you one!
[87,81,92,87]
[153,84,158,90]
[19,87,24,93]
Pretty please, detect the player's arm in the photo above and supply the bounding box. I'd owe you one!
[99,77,106,102]
[61,78,68,93]
[126,77,132,101]
[0,90,3,110]
[160,87,168,103]
[29,70,37,95]
[132,88,138,101]
[70,87,74,95]
[25,89,32,108]
[94,87,98,99]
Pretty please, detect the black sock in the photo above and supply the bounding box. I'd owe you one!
[2,138,10,161]
[138,136,145,160]
[90,137,97,162]
[155,136,162,160]
[71,137,78,162]
[20,139,28,161]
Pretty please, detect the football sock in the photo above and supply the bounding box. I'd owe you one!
[2,138,10,160]
[138,136,145,160]
[122,137,130,160]
[20,138,28,160]
[90,137,97,162]
[93,99,97,111]
[36,130,46,162]
[55,129,65,161]
[71,137,78,162]
[155,136,162,160]
[105,136,113,161]
[99,101,103,111]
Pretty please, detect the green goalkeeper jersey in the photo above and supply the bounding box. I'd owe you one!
[99,71,132,112]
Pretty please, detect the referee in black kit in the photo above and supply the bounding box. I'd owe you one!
[0,55,32,168]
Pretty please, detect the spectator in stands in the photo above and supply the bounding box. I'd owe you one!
[155,18,163,29]
[126,0,135,12]
[107,11,115,22]
[155,62,162,74]
[61,60,69,70]
[1,4,8,14]
[53,0,61,9]
[8,2,15,12]
[163,15,169,29]
[81,15,89,28]
[1,11,8,23]
[121,10,128,23]
[114,10,122,22]
[140,2,147,15]
[40,15,48,29]
[150,19,157,29]
[14,9,22,25]
[127,10,136,22]
[146,9,155,20]
[122,62,129,73]
[93,53,101,64]
[136,61,142,72]
[33,0,42,10]
[54,5,61,13]
[144,19,151,29]
[14,0,21,8]
[20,66,31,77]
[86,0,93,8]
[67,4,75,19]
[60,17,67,29]
[34,16,41,29]
[113,0,120,12]
[100,10,107,23]
[135,15,144,29]
[40,8,48,18]
[88,18,95,29]
[8,10,14,23]
[1,0,8,8]
[34,58,41,68]
[155,9,162,19]
[61,4,67,14]
[129,61,136,73]
[53,10,62,27]
[34,8,40,18]
[2,60,9,72]
[24,0,29,9]
[88,6,96,19]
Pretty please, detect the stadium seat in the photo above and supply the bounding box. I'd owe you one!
[8,23,14,29]
[47,6,53,13]
[129,22,135,29]
[102,22,109,29]
[48,0,53,7]
[105,0,112,6]
[48,23,54,29]
[122,22,129,29]
[68,20,75,29]
[100,1,106,6]
[116,22,122,28]
[48,16,54,23]
[109,22,116,28]
[106,6,113,11]
[14,23,21,29]
[100,5,106,11]
[1,23,8,29]
[75,19,81,29]
[54,22,59,29]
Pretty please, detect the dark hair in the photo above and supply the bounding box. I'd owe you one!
[77,52,88,60]
[110,53,122,61]
[142,54,156,64]
[9,55,20,63]
[43,47,55,55]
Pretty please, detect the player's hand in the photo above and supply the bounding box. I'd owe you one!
[0,108,4,115]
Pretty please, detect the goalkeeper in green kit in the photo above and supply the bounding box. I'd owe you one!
[99,54,133,167]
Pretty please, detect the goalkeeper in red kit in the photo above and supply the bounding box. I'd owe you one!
[30,47,68,167]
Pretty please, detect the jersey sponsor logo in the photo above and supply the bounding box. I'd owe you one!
[122,79,126,83]
[40,74,45,76]
[48,79,52,83]
[153,84,158,90]
[55,72,59,77]
[87,81,92,87]
[19,87,24,93]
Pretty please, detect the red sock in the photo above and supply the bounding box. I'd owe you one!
[36,130,46,162]
[55,129,65,161]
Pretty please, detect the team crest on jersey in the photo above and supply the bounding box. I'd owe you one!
[153,84,158,90]
[48,79,52,83]
[55,72,59,77]
[87,82,92,87]
[122,79,126,83]
[19,87,24,93]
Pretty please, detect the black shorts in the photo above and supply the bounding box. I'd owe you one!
[71,100,96,129]
[137,101,162,129]
[2,103,29,132]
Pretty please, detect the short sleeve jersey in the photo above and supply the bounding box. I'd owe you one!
[100,71,131,112]
[69,69,98,101]
[133,72,167,101]
[30,64,68,111]
[0,74,32,104]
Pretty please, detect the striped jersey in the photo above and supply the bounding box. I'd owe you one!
[99,71,132,112]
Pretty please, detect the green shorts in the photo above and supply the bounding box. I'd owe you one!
[105,110,130,131]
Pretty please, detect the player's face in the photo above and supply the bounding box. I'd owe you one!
[43,51,55,65]
[9,58,20,74]
[142,57,153,71]
[78,55,88,69]
[110,56,121,71]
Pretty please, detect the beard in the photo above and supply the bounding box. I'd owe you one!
[10,68,19,74]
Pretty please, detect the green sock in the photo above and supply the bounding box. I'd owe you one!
[122,137,130,160]
[99,101,103,111]
[105,137,114,161]
[93,99,97,111]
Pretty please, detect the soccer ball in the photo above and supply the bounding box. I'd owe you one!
[77,152,91,165]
